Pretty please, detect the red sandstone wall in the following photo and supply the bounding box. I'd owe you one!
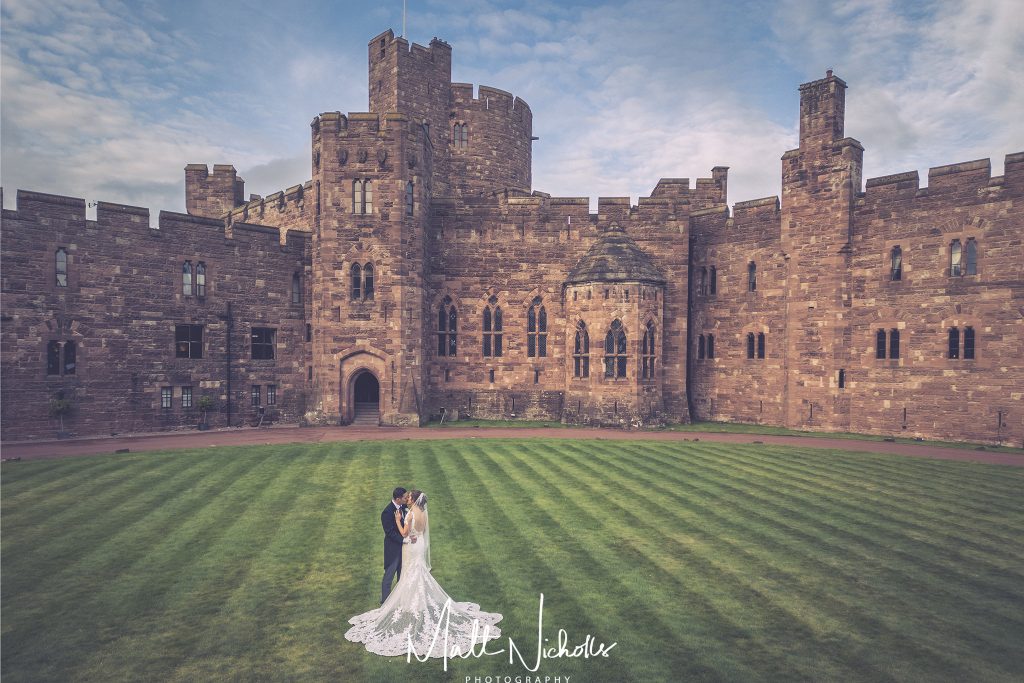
[0,190,310,440]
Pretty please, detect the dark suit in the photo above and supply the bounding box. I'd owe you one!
[381,501,406,604]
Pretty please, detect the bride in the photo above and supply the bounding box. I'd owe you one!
[345,490,503,657]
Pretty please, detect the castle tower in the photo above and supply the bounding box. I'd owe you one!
[780,71,863,430]
[563,225,666,425]
[308,109,431,425]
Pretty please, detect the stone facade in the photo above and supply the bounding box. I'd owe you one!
[2,33,1021,445]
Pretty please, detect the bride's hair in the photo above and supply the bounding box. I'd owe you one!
[409,490,427,509]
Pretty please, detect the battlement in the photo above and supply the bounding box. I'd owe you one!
[732,196,780,218]
[860,153,1022,204]
[185,163,245,219]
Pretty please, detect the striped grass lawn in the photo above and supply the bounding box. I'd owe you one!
[2,439,1023,682]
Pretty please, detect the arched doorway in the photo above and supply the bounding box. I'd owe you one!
[351,371,380,425]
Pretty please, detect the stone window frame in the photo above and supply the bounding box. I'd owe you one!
[572,320,590,379]
[195,261,207,298]
[181,386,193,409]
[175,324,204,359]
[698,334,706,360]
[267,384,277,405]
[453,122,469,150]
[747,261,757,293]
[942,316,981,363]
[349,260,376,301]
[890,245,902,281]
[405,181,415,216]
[55,247,69,287]
[436,294,458,358]
[706,332,715,359]
[526,296,547,358]
[482,295,503,358]
[250,327,277,361]
[640,319,656,381]
[741,323,770,362]
[251,384,261,407]
[291,271,302,305]
[870,322,906,366]
[160,386,173,410]
[603,319,628,380]
[352,178,374,215]
[946,232,980,279]
[182,260,193,296]
[45,339,77,376]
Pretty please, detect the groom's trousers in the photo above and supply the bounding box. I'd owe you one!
[381,541,403,604]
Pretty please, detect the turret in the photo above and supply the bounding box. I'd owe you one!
[184,164,244,218]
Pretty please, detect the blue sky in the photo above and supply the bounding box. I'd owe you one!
[2,0,1022,217]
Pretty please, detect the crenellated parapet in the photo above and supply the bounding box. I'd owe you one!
[184,164,245,219]
[448,83,533,196]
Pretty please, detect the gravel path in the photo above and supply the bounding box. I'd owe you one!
[2,425,1022,466]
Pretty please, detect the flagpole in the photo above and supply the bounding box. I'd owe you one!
[402,0,406,37]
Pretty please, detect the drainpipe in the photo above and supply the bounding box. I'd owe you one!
[225,302,233,427]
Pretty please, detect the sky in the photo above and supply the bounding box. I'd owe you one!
[2,0,1023,218]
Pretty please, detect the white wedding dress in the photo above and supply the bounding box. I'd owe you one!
[345,505,503,657]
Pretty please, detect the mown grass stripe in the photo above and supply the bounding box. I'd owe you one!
[694,443,1024,560]
[643,442,1024,608]
[606,438,1024,667]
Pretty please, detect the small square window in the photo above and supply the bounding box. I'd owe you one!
[175,325,203,359]
[251,327,276,360]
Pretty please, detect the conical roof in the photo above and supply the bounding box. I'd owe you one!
[565,225,665,285]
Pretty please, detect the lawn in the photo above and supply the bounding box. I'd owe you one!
[2,439,1023,682]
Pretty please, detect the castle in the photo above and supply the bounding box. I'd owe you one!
[2,30,1022,446]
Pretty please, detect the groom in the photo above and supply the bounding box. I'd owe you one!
[381,486,416,605]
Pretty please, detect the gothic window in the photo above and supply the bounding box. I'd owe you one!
[196,262,206,297]
[352,179,373,214]
[483,297,503,357]
[748,261,757,292]
[453,123,468,149]
[437,296,457,356]
[948,327,959,359]
[527,297,546,358]
[47,341,61,375]
[890,246,902,281]
[55,247,68,287]
[747,332,755,359]
[604,319,627,378]
[707,334,715,359]
[950,239,962,277]
[175,324,203,359]
[350,263,361,300]
[697,334,705,360]
[876,329,887,359]
[965,238,977,275]
[573,321,589,378]
[641,321,656,379]
[889,329,900,359]
[757,332,766,359]
[251,327,276,360]
[405,181,414,216]
[964,326,975,359]
[709,266,717,295]
[291,272,301,304]
[182,260,192,296]
[363,263,374,300]
[699,267,707,296]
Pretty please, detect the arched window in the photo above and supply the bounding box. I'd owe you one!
[482,298,503,357]
[709,266,717,295]
[527,297,546,357]
[890,246,902,281]
[182,261,192,296]
[747,333,755,359]
[363,263,374,300]
[748,262,757,292]
[353,179,373,214]
[641,321,656,379]
[55,248,68,287]
[757,332,766,359]
[699,267,707,296]
[453,123,468,149]
[405,181,414,216]
[350,263,361,300]
[707,334,715,359]
[950,239,962,276]
[876,330,887,359]
[604,319,627,378]
[437,296,457,356]
[573,321,589,378]
[196,262,206,297]
[965,238,977,275]
[948,327,959,359]
[963,326,975,359]
[889,328,900,359]
[291,272,301,304]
